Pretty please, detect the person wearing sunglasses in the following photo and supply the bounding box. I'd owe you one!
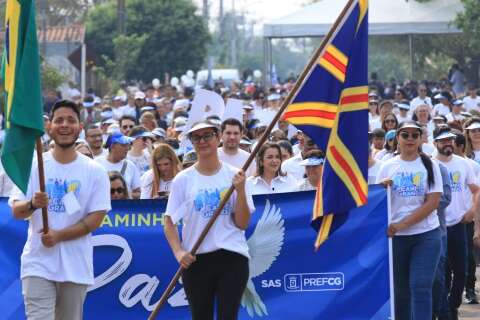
[432,125,479,320]
[163,120,254,320]
[381,112,398,132]
[109,171,129,200]
[127,126,154,176]
[119,115,136,137]
[376,120,443,320]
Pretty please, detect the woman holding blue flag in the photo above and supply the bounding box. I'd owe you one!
[376,120,442,320]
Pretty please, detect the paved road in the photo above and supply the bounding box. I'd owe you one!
[459,267,480,319]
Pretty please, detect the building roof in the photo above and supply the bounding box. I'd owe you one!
[37,24,85,43]
[263,0,463,38]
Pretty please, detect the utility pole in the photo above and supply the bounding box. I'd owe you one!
[230,0,237,67]
[117,0,126,34]
[202,0,209,22]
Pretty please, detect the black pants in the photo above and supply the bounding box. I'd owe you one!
[445,222,467,310]
[465,222,476,292]
[182,249,249,320]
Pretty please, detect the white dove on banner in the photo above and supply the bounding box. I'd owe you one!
[242,199,285,317]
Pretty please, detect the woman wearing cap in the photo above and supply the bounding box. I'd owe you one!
[140,144,182,199]
[374,129,397,161]
[246,142,298,195]
[464,117,480,164]
[376,120,443,320]
[296,149,325,191]
[164,120,255,320]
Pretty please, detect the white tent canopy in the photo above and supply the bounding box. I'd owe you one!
[263,0,463,38]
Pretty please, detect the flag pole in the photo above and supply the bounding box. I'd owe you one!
[35,137,49,233]
[148,1,357,318]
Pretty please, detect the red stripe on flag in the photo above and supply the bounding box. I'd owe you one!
[284,110,337,120]
[340,93,368,105]
[322,51,346,74]
[330,145,367,204]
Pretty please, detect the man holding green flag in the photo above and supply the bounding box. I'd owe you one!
[1,0,44,193]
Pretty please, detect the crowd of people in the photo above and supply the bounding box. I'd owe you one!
[3,67,480,319]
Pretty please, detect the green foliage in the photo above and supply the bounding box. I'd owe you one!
[86,0,210,82]
[41,63,67,91]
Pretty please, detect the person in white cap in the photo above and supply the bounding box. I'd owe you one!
[296,149,325,191]
[432,125,479,320]
[376,120,443,320]
[433,93,451,117]
[163,120,254,320]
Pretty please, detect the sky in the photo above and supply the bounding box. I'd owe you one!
[193,0,306,24]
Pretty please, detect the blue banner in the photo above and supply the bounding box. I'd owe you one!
[0,186,391,319]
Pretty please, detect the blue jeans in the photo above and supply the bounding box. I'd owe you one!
[446,222,467,310]
[433,234,449,318]
[393,228,441,320]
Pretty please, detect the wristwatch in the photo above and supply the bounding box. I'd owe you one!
[27,200,38,212]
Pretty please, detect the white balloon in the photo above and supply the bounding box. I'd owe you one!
[170,77,179,86]
[184,77,195,87]
[186,70,194,78]
[180,75,188,83]
[253,70,262,78]
[152,78,160,88]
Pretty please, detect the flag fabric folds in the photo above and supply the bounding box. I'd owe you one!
[1,0,44,193]
[283,0,369,249]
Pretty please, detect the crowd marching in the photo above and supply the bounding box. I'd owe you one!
[3,64,480,319]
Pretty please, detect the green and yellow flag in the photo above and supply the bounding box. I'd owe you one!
[1,0,44,193]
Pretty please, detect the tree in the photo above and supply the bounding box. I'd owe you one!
[86,0,210,83]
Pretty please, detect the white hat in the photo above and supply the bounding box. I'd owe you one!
[186,121,219,135]
[299,157,325,166]
[134,91,146,100]
[173,99,190,111]
[466,122,480,130]
[433,132,456,141]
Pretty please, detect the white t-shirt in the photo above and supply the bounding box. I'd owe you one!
[463,96,480,112]
[445,112,464,122]
[0,160,14,197]
[246,174,298,195]
[464,158,480,211]
[165,162,255,258]
[127,149,151,176]
[368,160,383,185]
[217,148,256,177]
[281,153,304,181]
[376,155,442,235]
[296,178,315,191]
[434,155,476,227]
[140,169,173,199]
[433,103,450,116]
[369,118,382,130]
[95,156,141,193]
[8,152,111,285]
[93,148,108,159]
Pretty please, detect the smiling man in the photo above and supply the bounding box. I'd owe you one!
[218,118,256,177]
[9,100,111,320]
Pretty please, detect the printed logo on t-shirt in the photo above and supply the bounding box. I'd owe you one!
[392,171,425,197]
[46,178,81,213]
[448,171,463,192]
[193,187,233,218]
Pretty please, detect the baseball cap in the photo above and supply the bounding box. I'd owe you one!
[105,133,134,148]
[134,91,146,100]
[299,157,324,166]
[186,120,219,135]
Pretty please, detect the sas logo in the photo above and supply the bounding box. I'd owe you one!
[284,272,345,292]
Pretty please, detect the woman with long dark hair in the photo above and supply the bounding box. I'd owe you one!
[376,120,442,320]
[246,142,298,195]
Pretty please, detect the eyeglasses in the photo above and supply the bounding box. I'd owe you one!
[190,132,217,144]
[470,128,480,134]
[384,119,396,124]
[110,187,125,194]
[399,132,420,140]
[122,125,134,130]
